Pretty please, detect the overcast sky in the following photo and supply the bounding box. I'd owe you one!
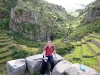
[46,0,95,10]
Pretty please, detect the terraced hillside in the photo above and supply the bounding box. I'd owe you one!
[0,31,32,74]
[0,31,25,74]
[0,31,14,74]
[0,30,45,75]
[64,33,100,72]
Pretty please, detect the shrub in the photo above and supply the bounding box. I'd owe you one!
[0,18,9,30]
[12,50,34,59]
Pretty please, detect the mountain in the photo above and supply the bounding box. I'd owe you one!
[79,0,100,23]
[69,0,100,38]
[66,3,86,17]
[9,0,73,41]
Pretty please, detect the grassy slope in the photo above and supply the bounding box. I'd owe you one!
[64,33,100,72]
[87,42,100,54]
[82,44,94,56]
[74,46,82,58]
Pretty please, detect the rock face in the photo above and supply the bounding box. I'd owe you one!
[65,64,99,75]
[9,0,69,41]
[6,54,99,75]
[6,59,26,75]
[25,54,64,74]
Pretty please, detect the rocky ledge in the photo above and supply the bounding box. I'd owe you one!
[6,54,99,75]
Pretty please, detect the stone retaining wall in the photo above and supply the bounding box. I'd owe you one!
[88,35,100,39]
[82,55,94,58]
[70,34,87,42]
[91,40,100,48]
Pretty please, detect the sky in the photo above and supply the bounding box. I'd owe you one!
[46,0,95,10]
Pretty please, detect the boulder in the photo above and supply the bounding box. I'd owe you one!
[6,59,26,75]
[52,60,72,75]
[53,54,64,65]
[25,54,64,74]
[65,64,99,75]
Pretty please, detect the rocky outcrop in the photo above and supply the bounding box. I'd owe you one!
[6,54,99,75]
[6,59,26,75]
[9,0,69,41]
[6,54,64,75]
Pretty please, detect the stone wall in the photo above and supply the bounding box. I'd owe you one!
[91,40,100,48]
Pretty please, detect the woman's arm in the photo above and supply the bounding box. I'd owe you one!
[43,49,48,62]
[43,51,46,57]
[53,49,56,57]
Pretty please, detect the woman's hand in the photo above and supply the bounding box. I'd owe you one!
[43,57,48,62]
[44,59,47,62]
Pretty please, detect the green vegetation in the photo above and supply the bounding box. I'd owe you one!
[87,42,100,54]
[64,33,100,72]
[64,53,74,62]
[77,41,81,45]
[89,34,100,42]
[81,39,86,43]
[73,46,82,58]
[0,0,100,74]
[53,39,72,56]
[84,36,92,41]
[81,58,97,69]
[0,0,17,30]
[98,56,100,61]
[82,44,94,56]
[70,42,76,46]
[0,31,43,74]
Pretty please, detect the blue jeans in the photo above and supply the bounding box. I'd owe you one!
[40,55,54,74]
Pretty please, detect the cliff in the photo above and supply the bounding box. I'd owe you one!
[9,0,71,41]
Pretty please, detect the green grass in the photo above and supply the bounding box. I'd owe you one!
[77,41,81,45]
[53,39,67,48]
[0,37,8,39]
[64,53,74,62]
[70,42,77,46]
[0,50,13,59]
[0,42,11,45]
[81,58,97,69]
[73,46,82,58]
[98,56,100,60]
[81,39,86,43]
[93,33,100,37]
[89,34,100,38]
[72,60,81,64]
[92,38,100,43]
[84,36,92,40]
[0,39,11,42]
[87,42,100,54]
[82,44,94,56]
[0,56,13,64]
